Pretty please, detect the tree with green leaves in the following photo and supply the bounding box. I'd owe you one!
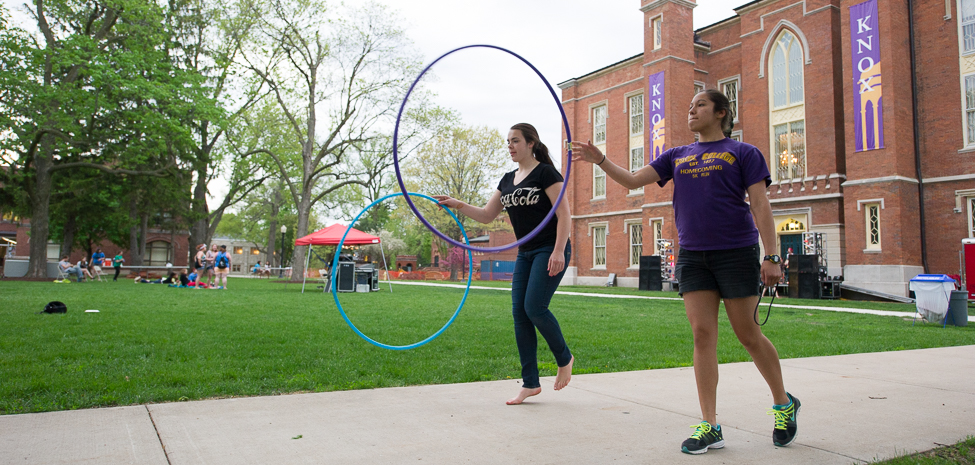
[402,124,512,279]
[239,0,424,281]
[0,0,214,277]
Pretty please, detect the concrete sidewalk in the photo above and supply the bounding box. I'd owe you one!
[1,346,972,464]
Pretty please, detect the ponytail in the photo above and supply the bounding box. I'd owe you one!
[510,123,554,166]
[701,89,735,137]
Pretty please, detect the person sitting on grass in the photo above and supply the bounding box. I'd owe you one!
[186,270,208,288]
[178,269,190,287]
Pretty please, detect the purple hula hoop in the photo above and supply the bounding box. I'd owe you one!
[392,44,572,253]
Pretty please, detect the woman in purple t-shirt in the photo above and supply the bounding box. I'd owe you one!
[434,123,574,406]
[572,90,798,455]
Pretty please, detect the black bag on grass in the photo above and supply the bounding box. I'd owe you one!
[40,301,67,314]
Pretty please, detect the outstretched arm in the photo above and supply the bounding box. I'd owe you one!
[571,141,661,190]
[433,190,504,225]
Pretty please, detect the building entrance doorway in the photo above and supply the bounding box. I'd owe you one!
[780,233,802,259]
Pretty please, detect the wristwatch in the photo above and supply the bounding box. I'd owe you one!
[763,254,782,264]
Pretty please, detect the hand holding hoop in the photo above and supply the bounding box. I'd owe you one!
[432,195,464,210]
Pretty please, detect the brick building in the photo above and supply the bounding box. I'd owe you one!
[558,0,975,296]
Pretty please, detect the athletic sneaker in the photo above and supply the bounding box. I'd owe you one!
[681,421,725,455]
[769,392,801,447]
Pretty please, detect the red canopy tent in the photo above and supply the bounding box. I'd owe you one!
[295,224,387,293]
[294,224,380,246]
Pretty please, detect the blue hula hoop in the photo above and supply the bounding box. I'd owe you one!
[392,44,572,253]
[332,192,473,350]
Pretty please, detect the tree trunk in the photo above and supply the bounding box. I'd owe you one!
[138,213,148,264]
[187,164,209,259]
[26,151,53,278]
[60,214,76,260]
[128,196,139,266]
[266,218,277,267]
[289,193,312,281]
[267,186,281,267]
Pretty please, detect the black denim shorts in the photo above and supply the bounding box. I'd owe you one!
[675,243,761,298]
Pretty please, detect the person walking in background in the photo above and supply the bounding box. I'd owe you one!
[572,89,797,455]
[206,244,218,288]
[90,247,105,281]
[112,252,124,281]
[214,245,231,289]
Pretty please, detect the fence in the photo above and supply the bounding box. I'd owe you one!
[480,260,516,281]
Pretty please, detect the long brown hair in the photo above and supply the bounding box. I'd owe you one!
[510,123,554,166]
[699,89,735,137]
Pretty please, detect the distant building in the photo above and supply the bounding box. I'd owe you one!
[210,236,269,275]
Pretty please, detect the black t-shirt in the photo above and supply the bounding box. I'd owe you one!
[496,163,564,251]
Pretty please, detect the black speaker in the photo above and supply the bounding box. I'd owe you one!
[371,269,379,291]
[788,255,820,299]
[337,262,355,292]
[639,255,662,291]
[792,254,819,272]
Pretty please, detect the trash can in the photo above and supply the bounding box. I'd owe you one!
[908,274,956,323]
[948,290,969,327]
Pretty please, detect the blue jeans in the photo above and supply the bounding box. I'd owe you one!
[63,266,82,281]
[511,242,572,389]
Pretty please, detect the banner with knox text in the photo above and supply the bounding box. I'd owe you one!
[851,0,884,152]
[648,71,666,160]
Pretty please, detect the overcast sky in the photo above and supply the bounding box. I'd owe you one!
[0,0,746,211]
[396,0,741,173]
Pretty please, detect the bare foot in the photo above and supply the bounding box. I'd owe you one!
[506,387,541,405]
[554,356,574,391]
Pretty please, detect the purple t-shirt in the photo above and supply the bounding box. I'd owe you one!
[648,138,771,251]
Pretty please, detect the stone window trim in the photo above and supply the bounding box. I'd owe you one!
[625,92,645,136]
[757,21,812,79]
[959,0,975,54]
[955,189,975,213]
[589,222,609,270]
[587,100,609,124]
[717,75,742,123]
[769,29,805,108]
[963,73,975,146]
[629,146,645,194]
[969,196,975,237]
[624,219,643,268]
[651,14,663,50]
[648,217,665,256]
[855,198,885,211]
[858,199,883,252]
[593,163,607,200]
[592,105,608,146]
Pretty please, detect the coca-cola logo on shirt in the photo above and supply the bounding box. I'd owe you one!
[501,187,541,208]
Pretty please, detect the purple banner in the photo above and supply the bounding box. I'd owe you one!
[851,0,883,152]
[648,71,666,160]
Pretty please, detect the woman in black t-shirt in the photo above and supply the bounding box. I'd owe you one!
[435,123,573,405]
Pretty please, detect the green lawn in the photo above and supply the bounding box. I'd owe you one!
[1,278,972,415]
[872,436,975,464]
